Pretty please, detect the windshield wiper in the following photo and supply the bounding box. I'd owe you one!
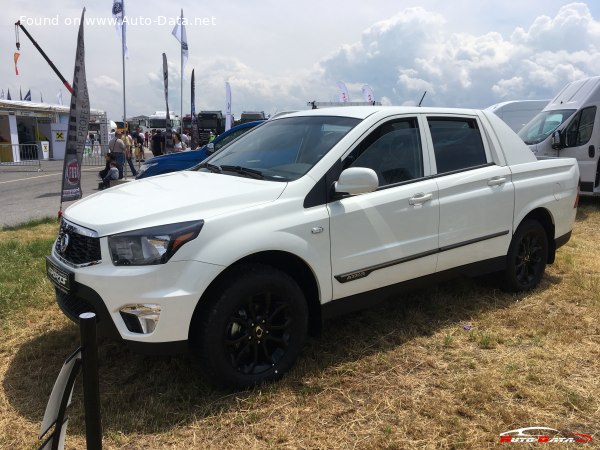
[220,165,265,179]
[199,162,222,173]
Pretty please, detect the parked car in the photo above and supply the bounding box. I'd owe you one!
[136,120,265,179]
[46,107,579,388]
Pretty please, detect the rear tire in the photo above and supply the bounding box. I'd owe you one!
[502,219,548,292]
[195,264,308,388]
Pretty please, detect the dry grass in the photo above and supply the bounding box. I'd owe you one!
[1,202,599,449]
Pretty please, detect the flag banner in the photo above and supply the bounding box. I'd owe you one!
[171,9,188,79]
[361,84,375,103]
[7,89,11,100]
[225,82,232,131]
[190,69,199,149]
[40,92,44,103]
[14,52,20,75]
[61,8,90,203]
[20,87,22,101]
[162,53,171,132]
[24,90,31,101]
[112,0,128,58]
[0,90,4,100]
[57,90,63,105]
[337,81,350,102]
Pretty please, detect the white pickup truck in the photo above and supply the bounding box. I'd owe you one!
[46,107,579,387]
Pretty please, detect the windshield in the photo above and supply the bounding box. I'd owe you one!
[198,116,360,181]
[198,116,219,129]
[149,119,167,128]
[517,109,576,145]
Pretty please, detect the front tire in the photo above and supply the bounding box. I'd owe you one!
[502,219,548,292]
[196,264,308,388]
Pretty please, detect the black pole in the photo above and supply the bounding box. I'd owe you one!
[79,312,102,450]
[15,21,73,94]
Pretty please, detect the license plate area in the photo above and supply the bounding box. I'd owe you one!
[46,257,74,294]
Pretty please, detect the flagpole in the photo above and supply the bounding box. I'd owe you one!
[121,0,127,177]
[180,8,183,126]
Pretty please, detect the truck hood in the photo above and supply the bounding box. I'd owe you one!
[64,171,287,236]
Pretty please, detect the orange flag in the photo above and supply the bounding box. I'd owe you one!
[14,52,20,75]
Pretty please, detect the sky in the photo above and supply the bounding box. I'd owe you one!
[1,1,600,121]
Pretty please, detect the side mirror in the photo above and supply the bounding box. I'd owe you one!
[206,142,215,153]
[551,130,564,150]
[334,167,379,196]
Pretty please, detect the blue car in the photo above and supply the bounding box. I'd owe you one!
[136,120,264,179]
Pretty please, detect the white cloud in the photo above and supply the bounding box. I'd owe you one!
[316,2,600,107]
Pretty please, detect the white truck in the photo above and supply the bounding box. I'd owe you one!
[518,76,600,195]
[46,106,579,388]
[486,100,549,132]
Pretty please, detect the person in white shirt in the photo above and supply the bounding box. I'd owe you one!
[180,131,189,146]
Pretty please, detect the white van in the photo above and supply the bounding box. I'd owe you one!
[486,100,549,132]
[518,76,600,195]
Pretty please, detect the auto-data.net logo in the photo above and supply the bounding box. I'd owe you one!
[499,427,593,444]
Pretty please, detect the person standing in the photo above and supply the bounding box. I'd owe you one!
[108,131,126,179]
[180,130,189,147]
[135,127,145,162]
[172,132,186,152]
[151,129,165,157]
[124,131,138,177]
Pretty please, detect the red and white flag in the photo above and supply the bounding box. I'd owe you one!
[362,84,375,103]
[336,81,350,102]
[14,52,20,75]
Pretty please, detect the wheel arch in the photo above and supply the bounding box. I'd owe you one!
[189,250,322,344]
[519,208,556,263]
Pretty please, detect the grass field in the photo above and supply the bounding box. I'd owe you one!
[0,204,598,449]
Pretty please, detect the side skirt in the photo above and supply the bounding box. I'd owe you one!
[321,256,506,320]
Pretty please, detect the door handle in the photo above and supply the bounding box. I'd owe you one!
[488,176,506,187]
[409,192,433,205]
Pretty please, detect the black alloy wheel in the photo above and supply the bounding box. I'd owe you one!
[224,290,293,376]
[503,219,548,292]
[197,264,308,388]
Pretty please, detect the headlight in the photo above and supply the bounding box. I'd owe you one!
[108,220,204,266]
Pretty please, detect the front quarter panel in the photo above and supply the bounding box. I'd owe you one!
[180,185,333,304]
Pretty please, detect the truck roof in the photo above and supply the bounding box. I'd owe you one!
[282,106,483,120]
[544,76,600,111]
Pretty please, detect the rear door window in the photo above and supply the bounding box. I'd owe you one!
[427,117,488,174]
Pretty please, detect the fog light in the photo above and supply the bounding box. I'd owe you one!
[119,304,161,334]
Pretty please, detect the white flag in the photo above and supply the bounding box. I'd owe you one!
[112,0,128,58]
[361,84,375,103]
[336,81,350,102]
[225,82,232,131]
[57,90,63,105]
[172,10,188,79]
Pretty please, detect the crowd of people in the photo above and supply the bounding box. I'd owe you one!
[99,126,196,189]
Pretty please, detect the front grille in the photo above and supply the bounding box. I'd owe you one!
[56,288,98,323]
[55,220,101,266]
